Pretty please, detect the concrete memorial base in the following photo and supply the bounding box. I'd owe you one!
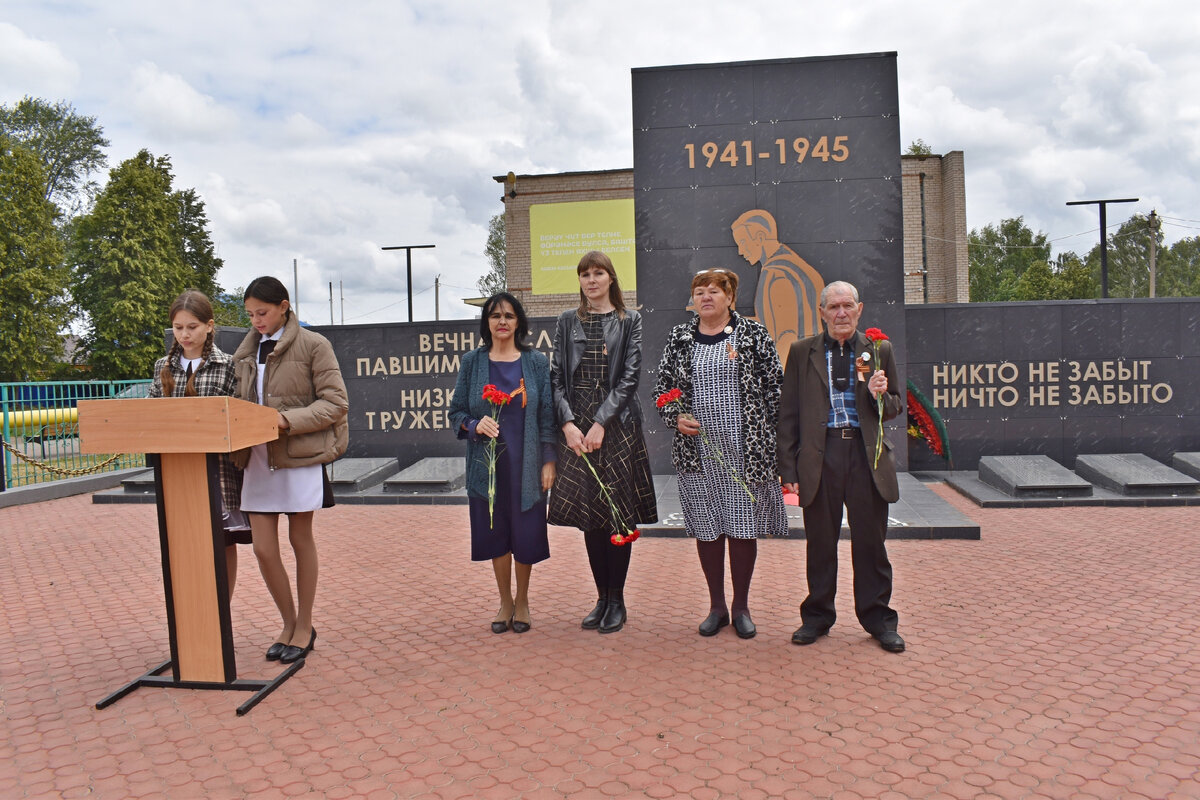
[946,453,1200,508]
[636,474,980,540]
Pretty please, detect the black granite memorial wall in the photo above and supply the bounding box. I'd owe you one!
[631,53,907,473]
[905,298,1200,471]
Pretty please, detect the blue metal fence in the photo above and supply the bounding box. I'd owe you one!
[1,381,152,490]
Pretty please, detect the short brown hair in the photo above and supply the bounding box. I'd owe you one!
[691,268,739,311]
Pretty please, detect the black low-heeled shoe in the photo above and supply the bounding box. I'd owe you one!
[698,611,730,637]
[265,641,287,661]
[491,617,510,634]
[732,613,757,639]
[511,617,531,634]
[280,628,317,664]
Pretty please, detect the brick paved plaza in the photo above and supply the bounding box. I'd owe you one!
[2,487,1198,799]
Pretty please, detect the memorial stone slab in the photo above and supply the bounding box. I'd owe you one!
[382,457,466,494]
[1170,452,1200,481]
[978,455,1092,498]
[1074,453,1200,497]
[120,469,156,494]
[326,458,398,494]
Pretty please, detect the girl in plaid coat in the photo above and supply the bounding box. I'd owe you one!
[148,289,248,599]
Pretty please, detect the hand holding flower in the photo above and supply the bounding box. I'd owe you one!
[475,415,500,438]
[676,413,702,436]
[562,421,586,455]
[583,423,606,452]
[656,387,755,502]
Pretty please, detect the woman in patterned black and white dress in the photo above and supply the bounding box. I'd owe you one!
[653,268,786,639]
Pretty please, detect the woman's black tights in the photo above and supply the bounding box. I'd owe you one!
[696,535,757,617]
[584,528,632,591]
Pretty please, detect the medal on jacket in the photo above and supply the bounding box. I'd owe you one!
[602,344,607,356]
[855,351,871,380]
[725,325,737,359]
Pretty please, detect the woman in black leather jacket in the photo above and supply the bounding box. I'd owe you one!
[549,251,658,634]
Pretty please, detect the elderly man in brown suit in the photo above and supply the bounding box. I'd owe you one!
[777,280,906,652]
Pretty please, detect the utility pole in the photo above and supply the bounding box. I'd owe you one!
[1066,198,1138,298]
[329,281,334,324]
[292,258,299,319]
[434,274,441,321]
[1147,210,1161,298]
[340,281,345,324]
[381,244,436,322]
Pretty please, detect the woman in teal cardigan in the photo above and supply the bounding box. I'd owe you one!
[449,293,557,634]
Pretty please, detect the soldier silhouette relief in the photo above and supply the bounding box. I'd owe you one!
[731,209,825,368]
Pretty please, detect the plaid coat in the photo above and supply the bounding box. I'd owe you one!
[149,347,242,511]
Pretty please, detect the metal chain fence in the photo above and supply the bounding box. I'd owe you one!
[1,381,152,490]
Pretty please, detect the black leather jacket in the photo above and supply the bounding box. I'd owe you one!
[550,308,644,428]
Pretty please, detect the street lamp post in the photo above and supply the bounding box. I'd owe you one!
[381,244,435,322]
[1066,198,1138,298]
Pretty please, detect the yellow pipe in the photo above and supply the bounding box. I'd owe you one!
[3,407,79,433]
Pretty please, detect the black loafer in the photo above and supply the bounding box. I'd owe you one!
[698,611,730,637]
[791,624,830,645]
[491,618,510,634]
[280,629,317,664]
[512,618,531,634]
[875,631,905,652]
[265,642,286,661]
[732,613,756,639]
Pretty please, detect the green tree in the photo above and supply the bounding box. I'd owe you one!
[71,150,221,378]
[1085,214,1156,298]
[0,138,70,380]
[477,213,506,296]
[1011,259,1056,301]
[0,96,109,214]
[905,139,933,156]
[968,217,1053,302]
[213,289,251,328]
[1159,237,1200,297]
[175,188,223,298]
[1052,253,1097,299]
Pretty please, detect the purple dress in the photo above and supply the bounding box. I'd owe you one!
[467,358,552,564]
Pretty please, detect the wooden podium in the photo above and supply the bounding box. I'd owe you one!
[79,396,300,715]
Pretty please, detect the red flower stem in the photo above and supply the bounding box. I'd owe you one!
[696,424,757,502]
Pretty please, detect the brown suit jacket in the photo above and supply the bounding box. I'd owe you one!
[777,330,904,506]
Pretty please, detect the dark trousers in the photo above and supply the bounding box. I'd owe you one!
[800,430,898,635]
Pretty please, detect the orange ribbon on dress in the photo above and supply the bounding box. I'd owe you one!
[509,378,527,408]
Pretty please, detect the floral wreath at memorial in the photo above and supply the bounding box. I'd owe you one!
[906,378,952,464]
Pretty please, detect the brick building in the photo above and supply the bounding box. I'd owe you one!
[494,151,968,313]
[901,151,969,303]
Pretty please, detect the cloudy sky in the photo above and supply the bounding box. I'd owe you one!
[4,1,1198,323]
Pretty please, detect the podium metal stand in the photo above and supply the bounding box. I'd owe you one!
[79,396,300,715]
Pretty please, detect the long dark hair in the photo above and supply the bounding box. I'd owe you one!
[244,276,291,313]
[479,292,531,351]
[160,289,215,397]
